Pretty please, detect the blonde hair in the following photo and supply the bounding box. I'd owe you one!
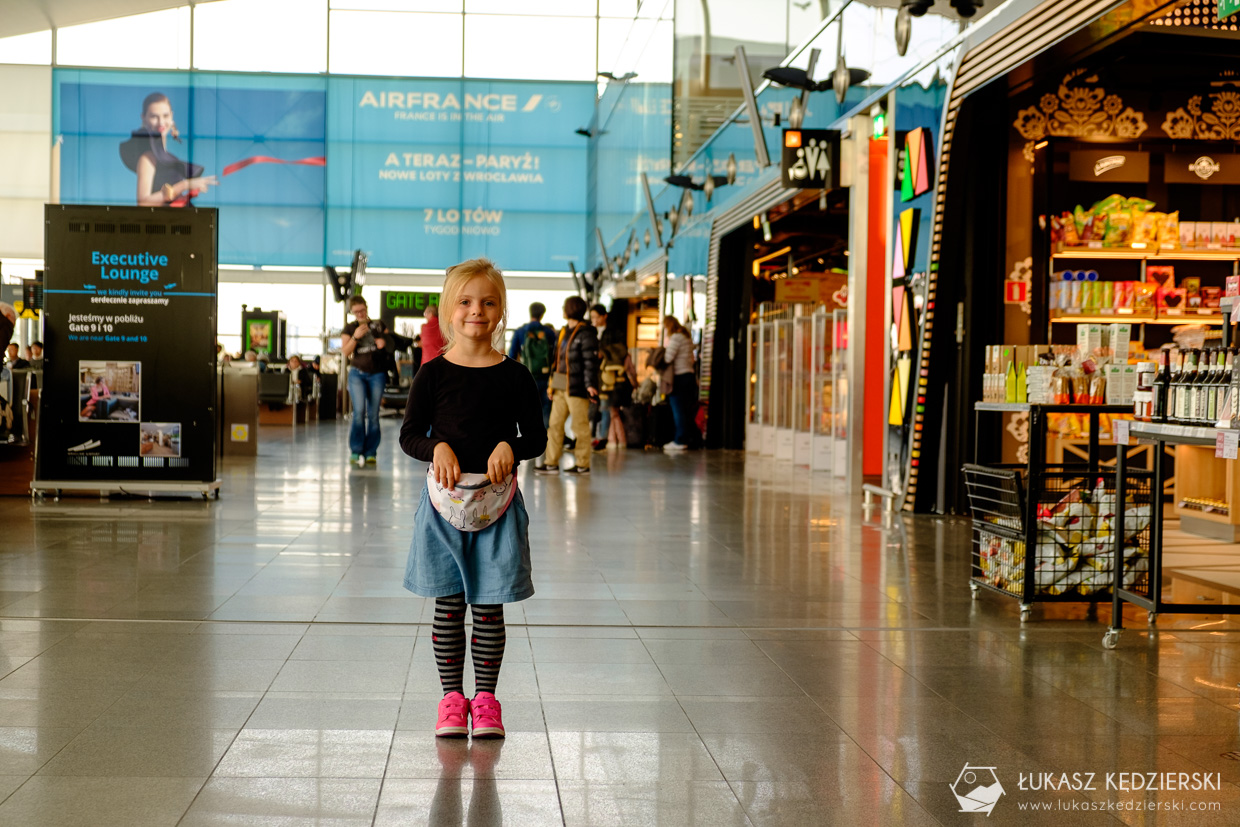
[439,258,509,352]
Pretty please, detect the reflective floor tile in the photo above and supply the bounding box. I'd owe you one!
[541,698,695,733]
[270,660,409,694]
[0,727,85,775]
[558,780,755,827]
[1082,696,1240,736]
[373,778,562,827]
[90,690,262,730]
[384,732,555,780]
[132,659,286,692]
[289,634,414,663]
[702,733,881,783]
[641,639,773,665]
[528,637,655,664]
[246,694,402,731]
[534,661,673,696]
[37,724,237,777]
[213,729,393,778]
[179,777,382,827]
[0,691,122,729]
[0,776,205,827]
[679,698,843,735]
[656,663,807,697]
[548,732,724,783]
[729,775,941,827]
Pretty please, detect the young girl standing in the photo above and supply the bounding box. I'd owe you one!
[399,258,547,738]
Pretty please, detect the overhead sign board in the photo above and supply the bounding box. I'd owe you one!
[1069,150,1150,183]
[1165,153,1240,185]
[780,129,841,190]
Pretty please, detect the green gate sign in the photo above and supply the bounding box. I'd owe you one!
[1222,0,1240,20]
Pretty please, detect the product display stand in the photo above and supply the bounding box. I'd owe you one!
[968,402,1140,622]
[1104,421,1240,648]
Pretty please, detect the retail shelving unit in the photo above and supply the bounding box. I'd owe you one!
[1106,421,1240,648]
[1048,246,1239,339]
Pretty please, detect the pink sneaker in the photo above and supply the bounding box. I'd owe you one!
[436,692,470,738]
[470,691,506,739]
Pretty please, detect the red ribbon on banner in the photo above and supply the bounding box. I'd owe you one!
[220,155,326,177]
[170,155,325,205]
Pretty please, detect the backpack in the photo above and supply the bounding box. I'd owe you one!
[599,343,630,393]
[521,327,552,376]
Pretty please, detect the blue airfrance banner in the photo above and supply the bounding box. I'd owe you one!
[53,70,596,272]
[326,77,595,271]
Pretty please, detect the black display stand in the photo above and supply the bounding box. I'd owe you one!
[33,205,220,499]
[968,403,1143,622]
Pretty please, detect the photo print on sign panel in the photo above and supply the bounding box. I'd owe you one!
[78,360,141,423]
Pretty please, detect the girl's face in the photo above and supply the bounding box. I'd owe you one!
[451,275,503,346]
[144,100,173,135]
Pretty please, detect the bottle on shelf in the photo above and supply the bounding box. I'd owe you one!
[1177,349,1198,423]
[1214,349,1234,424]
[1193,348,1212,424]
[1167,350,1184,423]
[1154,349,1169,422]
[1203,348,1222,424]
[1193,348,1209,424]
[1225,348,1239,427]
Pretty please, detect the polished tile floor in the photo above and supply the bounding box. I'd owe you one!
[1,421,1239,825]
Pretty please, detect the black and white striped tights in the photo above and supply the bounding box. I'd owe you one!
[431,594,505,696]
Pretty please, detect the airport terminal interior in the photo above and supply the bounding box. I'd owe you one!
[1,425,1237,826]
[5,0,1240,824]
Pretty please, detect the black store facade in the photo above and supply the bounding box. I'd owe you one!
[904,0,1240,512]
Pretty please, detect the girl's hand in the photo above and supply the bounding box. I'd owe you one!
[487,441,514,484]
[432,442,460,487]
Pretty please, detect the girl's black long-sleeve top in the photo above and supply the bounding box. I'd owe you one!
[399,356,548,473]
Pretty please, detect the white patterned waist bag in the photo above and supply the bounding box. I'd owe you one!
[426,468,517,532]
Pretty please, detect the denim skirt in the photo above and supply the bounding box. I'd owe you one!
[403,483,534,604]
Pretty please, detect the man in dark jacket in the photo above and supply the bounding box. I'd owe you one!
[538,296,598,475]
[508,302,558,427]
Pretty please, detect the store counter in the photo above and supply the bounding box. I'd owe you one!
[1108,421,1240,647]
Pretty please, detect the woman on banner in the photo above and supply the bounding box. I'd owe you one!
[120,92,217,207]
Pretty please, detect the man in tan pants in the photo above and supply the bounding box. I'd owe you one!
[537,296,599,476]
